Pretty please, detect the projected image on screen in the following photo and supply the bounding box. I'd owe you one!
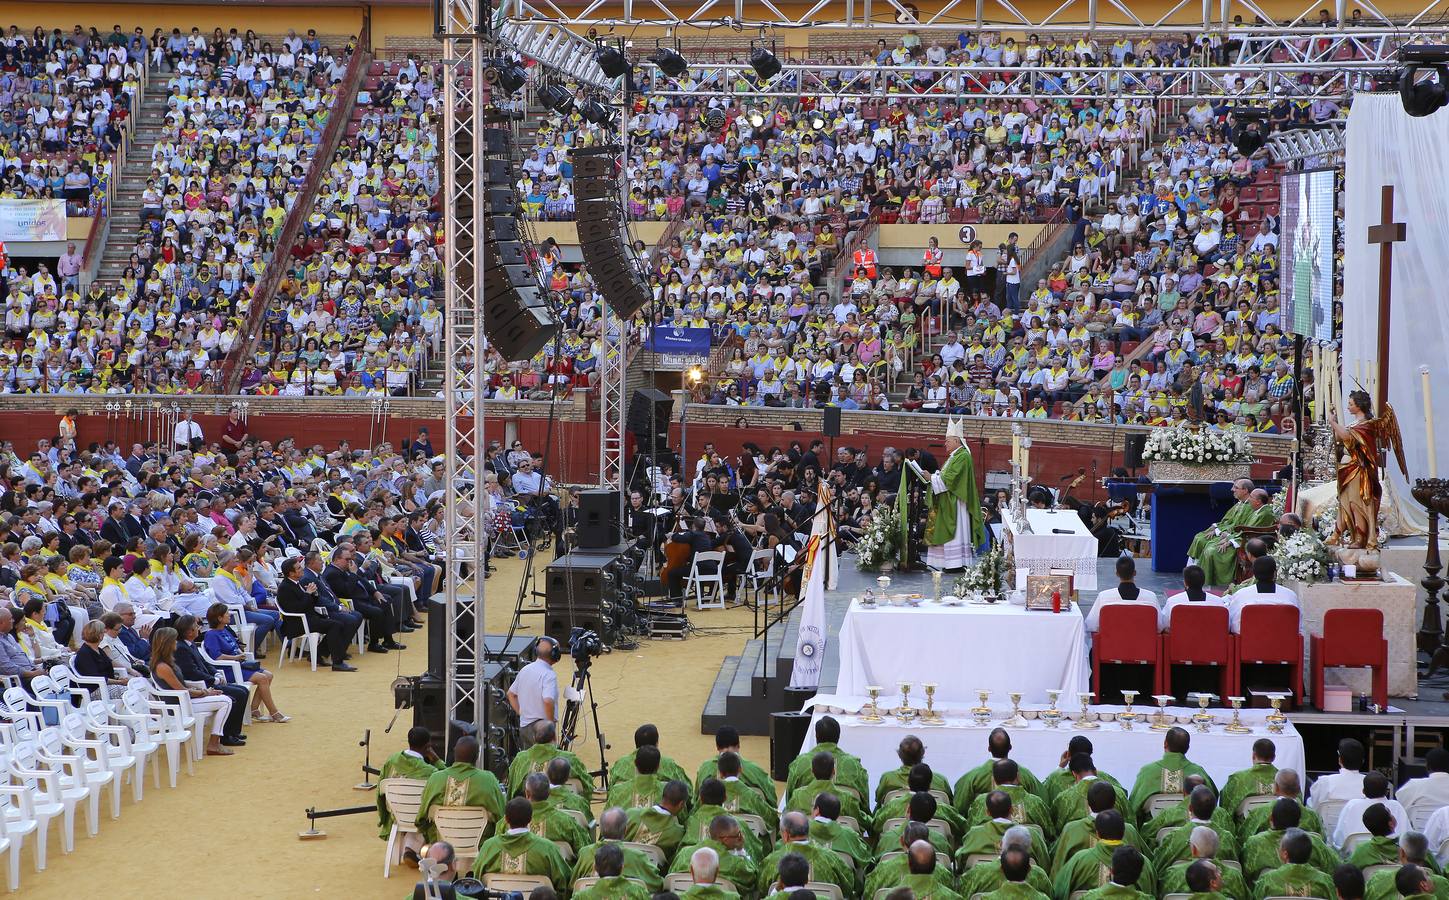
[1279,169,1335,341]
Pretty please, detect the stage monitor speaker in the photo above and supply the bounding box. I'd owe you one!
[1123,432,1147,470]
[426,596,475,678]
[482,157,513,185]
[769,710,813,782]
[822,406,842,438]
[576,489,621,548]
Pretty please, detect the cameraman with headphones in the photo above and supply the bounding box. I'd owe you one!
[508,636,561,748]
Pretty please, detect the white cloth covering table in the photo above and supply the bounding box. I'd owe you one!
[834,598,1090,708]
[799,698,1306,795]
[1007,509,1098,591]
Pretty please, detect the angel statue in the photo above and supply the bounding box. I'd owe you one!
[1329,389,1406,560]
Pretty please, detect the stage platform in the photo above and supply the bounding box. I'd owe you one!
[700,555,1449,780]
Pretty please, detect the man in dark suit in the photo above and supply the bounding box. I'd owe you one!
[323,548,403,654]
[255,502,296,552]
[282,496,318,547]
[57,514,93,557]
[666,517,721,601]
[113,605,152,663]
[172,614,249,744]
[285,555,358,671]
[100,501,131,547]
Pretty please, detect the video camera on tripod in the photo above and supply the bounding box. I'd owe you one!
[568,626,604,668]
[414,859,522,899]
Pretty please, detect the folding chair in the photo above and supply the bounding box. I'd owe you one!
[686,551,726,610]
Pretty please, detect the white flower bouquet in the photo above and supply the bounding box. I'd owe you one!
[1141,424,1254,464]
[1272,528,1333,584]
[854,502,899,572]
[954,542,1010,597]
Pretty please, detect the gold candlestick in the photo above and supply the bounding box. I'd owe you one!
[1189,693,1218,733]
[896,682,916,723]
[1150,694,1176,730]
[971,689,993,726]
[1041,690,1064,728]
[1225,696,1252,734]
[1118,690,1141,730]
[1073,691,1099,729]
[921,683,945,724]
[859,686,884,723]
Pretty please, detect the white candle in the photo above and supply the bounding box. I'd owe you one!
[1011,433,1021,468]
[1424,365,1438,478]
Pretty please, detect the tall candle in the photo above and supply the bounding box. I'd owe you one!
[1423,365,1438,478]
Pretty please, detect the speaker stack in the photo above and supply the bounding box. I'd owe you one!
[481,111,559,361]
[627,388,673,457]
[573,146,652,319]
[576,489,621,549]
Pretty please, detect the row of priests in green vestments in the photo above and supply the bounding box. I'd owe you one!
[1185,480,1276,586]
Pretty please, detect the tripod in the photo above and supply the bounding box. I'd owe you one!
[558,659,611,791]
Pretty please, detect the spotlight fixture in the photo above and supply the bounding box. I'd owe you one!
[749,45,781,80]
[594,42,631,79]
[810,113,827,130]
[703,107,726,129]
[649,47,688,79]
[490,58,527,94]
[539,83,574,114]
[579,98,615,127]
[1400,64,1449,117]
[747,110,765,128]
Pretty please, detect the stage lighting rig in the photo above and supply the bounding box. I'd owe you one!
[485,58,528,94]
[1397,45,1449,117]
[749,43,781,80]
[579,97,615,128]
[539,82,575,114]
[649,46,689,79]
[594,40,631,79]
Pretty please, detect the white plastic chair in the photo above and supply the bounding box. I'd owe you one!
[434,805,492,868]
[9,734,79,857]
[1142,792,1182,817]
[55,714,126,822]
[81,699,155,804]
[1407,795,1444,832]
[665,873,739,895]
[0,782,35,888]
[482,874,554,893]
[278,610,322,671]
[805,881,845,900]
[226,604,258,656]
[686,550,726,610]
[1315,798,1349,838]
[621,840,666,867]
[140,679,210,766]
[35,727,109,839]
[199,642,255,725]
[119,687,189,788]
[379,777,428,878]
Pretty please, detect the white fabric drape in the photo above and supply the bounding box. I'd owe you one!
[1342,93,1449,534]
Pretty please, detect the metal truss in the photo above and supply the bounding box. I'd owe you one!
[598,319,626,499]
[1265,119,1347,164]
[440,0,490,748]
[641,61,1371,100]
[496,19,617,92]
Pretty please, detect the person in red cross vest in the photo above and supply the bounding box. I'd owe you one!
[853,246,877,279]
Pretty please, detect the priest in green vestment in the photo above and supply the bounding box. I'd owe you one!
[606,747,685,818]
[1186,481,1275,587]
[1218,740,1280,823]
[415,736,506,844]
[539,756,593,822]
[521,774,591,856]
[668,814,760,900]
[1051,783,1147,878]
[866,821,961,899]
[1180,858,1234,900]
[470,797,572,889]
[1385,866,1448,900]
[957,825,1056,900]
[572,842,653,900]
[879,765,968,838]
[966,760,1056,839]
[506,721,595,798]
[1041,737,1123,806]
[879,792,955,857]
[1053,754,1131,833]
[754,812,855,898]
[1365,833,1449,900]
[1079,845,1154,900]
[1152,788,1240,873]
[695,726,776,806]
[609,723,692,788]
[1140,775,1232,845]
[676,846,744,899]
[624,779,689,859]
[683,780,765,861]
[784,752,867,825]
[1242,800,1339,882]
[1057,811,1159,899]
[1237,771,1322,845]
[573,807,664,893]
[785,717,869,808]
[377,726,444,841]
[806,793,871,872]
[1350,804,1407,869]
[922,417,985,570]
[1157,826,1250,900]
[896,839,966,899]
[955,729,1043,814]
[1128,728,1216,823]
[877,735,955,807]
[1251,829,1336,900]
[980,845,1049,900]
[957,793,1050,871]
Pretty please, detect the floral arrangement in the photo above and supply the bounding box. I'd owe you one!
[854,501,899,572]
[1141,425,1253,464]
[954,542,1010,597]
[1270,489,1287,518]
[1314,499,1339,542]
[1272,528,1333,583]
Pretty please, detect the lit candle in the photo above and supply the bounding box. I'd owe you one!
[1011,432,1021,469]
[1424,365,1438,478]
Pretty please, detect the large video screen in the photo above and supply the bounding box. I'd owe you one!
[1279,168,1335,341]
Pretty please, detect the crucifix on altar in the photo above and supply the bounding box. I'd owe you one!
[1366,184,1407,445]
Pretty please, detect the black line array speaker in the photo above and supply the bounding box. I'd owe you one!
[573,145,652,319]
[822,406,842,438]
[481,113,559,361]
[1123,432,1148,470]
[627,388,672,455]
[543,553,609,640]
[576,489,621,548]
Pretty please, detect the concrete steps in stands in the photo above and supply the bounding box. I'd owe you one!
[94,81,174,286]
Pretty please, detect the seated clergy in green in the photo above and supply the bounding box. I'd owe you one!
[470,796,572,888]
[956,728,1044,814]
[1337,863,1368,900]
[377,725,443,848]
[879,764,968,838]
[877,734,954,808]
[1219,739,1280,822]
[1042,736,1123,806]
[521,773,591,856]
[572,842,652,900]
[694,726,775,806]
[715,751,778,834]
[416,735,505,844]
[1057,810,1159,899]
[610,723,693,788]
[877,792,955,857]
[1182,857,1232,900]
[808,791,872,872]
[507,721,594,798]
[668,814,760,898]
[1365,834,1449,900]
[624,778,690,859]
[1184,478,1261,587]
[1242,798,1340,882]
[1251,829,1337,900]
[894,838,966,900]
[785,716,868,809]
[1152,786,1241,872]
[1054,753,1133,834]
[682,779,764,861]
[1141,775,1234,845]
[1052,782,1148,878]
[606,745,681,818]
[1238,770,1324,846]
[980,845,1051,900]
[958,825,1057,899]
[1349,803,1406,870]
[542,756,593,821]
[784,751,867,825]
[867,821,961,898]
[1390,865,1445,900]
[572,806,665,893]
[959,790,1050,871]
[1129,727,1216,824]
[1079,845,1153,900]
[755,812,855,898]
[677,845,743,899]
[1158,826,1251,900]
[966,759,1056,838]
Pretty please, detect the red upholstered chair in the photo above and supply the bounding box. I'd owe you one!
[1235,605,1304,707]
[1311,608,1388,710]
[1164,604,1235,700]
[1093,605,1165,699]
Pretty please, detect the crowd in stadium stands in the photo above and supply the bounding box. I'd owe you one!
[239,54,443,397]
[0,27,349,396]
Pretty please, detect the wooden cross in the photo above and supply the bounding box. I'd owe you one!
[1367,184,1406,417]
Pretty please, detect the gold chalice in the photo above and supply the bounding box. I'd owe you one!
[1225,696,1252,734]
[1003,691,1028,728]
[1117,690,1141,730]
[1040,690,1064,728]
[1072,691,1099,729]
[1188,693,1218,733]
[921,683,945,725]
[1150,695,1176,730]
[970,689,993,726]
[859,686,884,723]
[896,681,916,723]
